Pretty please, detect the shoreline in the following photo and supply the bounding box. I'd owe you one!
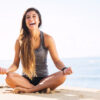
[0,85,100,100]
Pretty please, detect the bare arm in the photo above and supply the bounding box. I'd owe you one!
[44,34,65,70]
[7,39,20,73]
[44,34,72,75]
[0,39,20,74]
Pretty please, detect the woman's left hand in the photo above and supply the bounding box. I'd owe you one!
[63,67,72,75]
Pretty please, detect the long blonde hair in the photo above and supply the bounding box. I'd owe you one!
[19,8,42,79]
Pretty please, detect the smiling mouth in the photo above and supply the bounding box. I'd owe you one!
[30,23,36,25]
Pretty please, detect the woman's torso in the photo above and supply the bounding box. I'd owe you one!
[21,31,48,77]
[34,31,48,77]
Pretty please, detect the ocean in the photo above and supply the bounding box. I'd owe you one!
[0,57,100,89]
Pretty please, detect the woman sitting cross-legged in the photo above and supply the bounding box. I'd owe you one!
[0,7,72,93]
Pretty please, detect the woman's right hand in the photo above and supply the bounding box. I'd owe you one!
[0,67,7,74]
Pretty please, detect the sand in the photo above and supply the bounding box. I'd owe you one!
[0,85,100,100]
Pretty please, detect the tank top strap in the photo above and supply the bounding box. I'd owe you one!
[40,31,47,49]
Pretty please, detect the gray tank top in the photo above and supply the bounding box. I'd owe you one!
[35,31,48,77]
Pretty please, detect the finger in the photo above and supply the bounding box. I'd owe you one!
[1,68,5,74]
[2,69,4,74]
[64,69,70,75]
[1,68,3,74]
[0,67,2,73]
[3,69,7,74]
[2,68,7,74]
[68,67,73,73]
[0,68,1,74]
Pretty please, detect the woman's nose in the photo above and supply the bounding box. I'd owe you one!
[29,17,34,21]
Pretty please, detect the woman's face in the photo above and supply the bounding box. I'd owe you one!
[25,11,40,30]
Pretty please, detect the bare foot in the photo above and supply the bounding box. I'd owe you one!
[13,87,28,94]
[46,88,51,94]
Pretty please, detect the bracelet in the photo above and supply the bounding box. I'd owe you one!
[61,67,68,74]
[61,67,68,71]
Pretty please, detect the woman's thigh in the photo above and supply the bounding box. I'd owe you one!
[5,72,34,88]
[38,71,66,90]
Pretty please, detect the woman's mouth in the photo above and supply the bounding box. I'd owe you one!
[29,22,36,26]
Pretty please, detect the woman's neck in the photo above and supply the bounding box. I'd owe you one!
[30,29,40,41]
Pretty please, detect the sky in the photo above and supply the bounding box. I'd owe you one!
[0,0,100,60]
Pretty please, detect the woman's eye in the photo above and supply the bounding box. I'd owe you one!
[33,16,36,18]
[26,16,30,19]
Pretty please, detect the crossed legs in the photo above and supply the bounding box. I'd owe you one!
[5,71,66,93]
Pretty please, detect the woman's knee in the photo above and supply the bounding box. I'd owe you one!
[5,72,16,83]
[59,74,66,84]
[50,74,66,90]
[53,71,66,85]
[6,72,13,78]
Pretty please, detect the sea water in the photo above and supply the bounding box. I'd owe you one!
[0,57,100,89]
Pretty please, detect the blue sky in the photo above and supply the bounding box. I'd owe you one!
[0,0,100,60]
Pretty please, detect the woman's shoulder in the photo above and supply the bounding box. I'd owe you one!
[43,32,55,47]
[43,32,54,41]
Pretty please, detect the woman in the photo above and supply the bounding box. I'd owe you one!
[0,7,72,93]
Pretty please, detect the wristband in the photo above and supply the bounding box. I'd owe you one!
[61,67,68,75]
[61,67,68,71]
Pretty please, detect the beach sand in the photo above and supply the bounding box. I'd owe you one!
[0,85,100,100]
